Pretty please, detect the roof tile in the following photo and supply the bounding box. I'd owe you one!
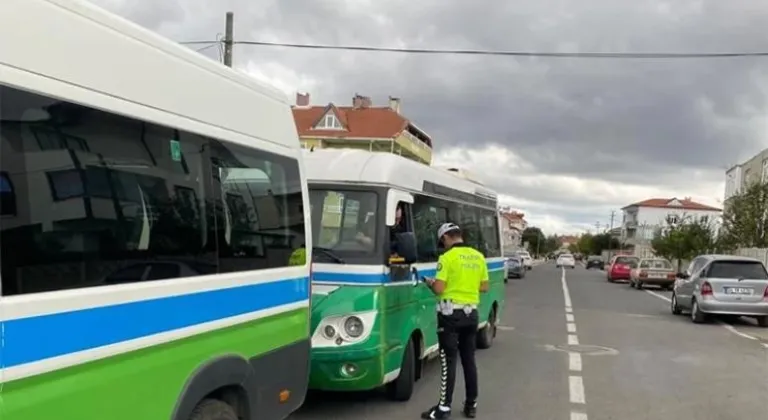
[292,105,409,139]
[622,198,721,212]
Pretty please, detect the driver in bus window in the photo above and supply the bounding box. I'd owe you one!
[355,204,404,255]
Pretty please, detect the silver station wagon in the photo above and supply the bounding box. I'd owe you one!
[670,255,768,326]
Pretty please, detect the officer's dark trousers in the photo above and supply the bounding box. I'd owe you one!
[436,309,479,407]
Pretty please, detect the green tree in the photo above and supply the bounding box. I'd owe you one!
[720,180,768,249]
[544,235,560,254]
[577,234,594,255]
[522,227,545,257]
[588,233,620,256]
[652,214,718,271]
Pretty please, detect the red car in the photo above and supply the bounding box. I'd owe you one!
[606,255,640,282]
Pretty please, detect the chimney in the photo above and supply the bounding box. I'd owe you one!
[295,92,310,107]
[352,93,372,109]
[389,96,401,113]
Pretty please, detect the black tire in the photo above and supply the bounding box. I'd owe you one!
[189,399,238,420]
[757,316,768,328]
[670,293,682,315]
[636,281,644,290]
[691,299,707,324]
[477,307,497,349]
[386,338,415,401]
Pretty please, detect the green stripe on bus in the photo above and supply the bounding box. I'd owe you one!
[2,307,309,420]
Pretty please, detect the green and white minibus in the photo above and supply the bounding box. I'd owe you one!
[0,1,311,419]
[303,149,506,400]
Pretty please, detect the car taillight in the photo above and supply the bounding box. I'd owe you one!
[667,273,676,280]
[763,287,768,301]
[701,281,713,296]
[639,270,648,278]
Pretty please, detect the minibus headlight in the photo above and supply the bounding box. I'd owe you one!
[344,316,364,338]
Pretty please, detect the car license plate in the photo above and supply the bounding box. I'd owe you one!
[725,287,753,295]
[649,273,665,279]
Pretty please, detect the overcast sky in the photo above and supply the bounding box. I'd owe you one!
[93,0,768,235]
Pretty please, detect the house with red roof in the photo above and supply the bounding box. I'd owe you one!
[620,197,722,247]
[291,92,434,164]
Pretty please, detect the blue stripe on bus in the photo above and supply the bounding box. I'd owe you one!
[311,261,506,285]
[311,271,387,284]
[3,277,310,368]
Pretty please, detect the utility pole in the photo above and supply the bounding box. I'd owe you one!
[223,12,234,67]
[595,221,601,232]
[609,210,616,231]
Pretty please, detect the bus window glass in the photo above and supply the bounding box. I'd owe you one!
[413,195,448,262]
[210,140,304,272]
[480,210,501,257]
[449,203,483,251]
[309,189,378,253]
[0,84,304,296]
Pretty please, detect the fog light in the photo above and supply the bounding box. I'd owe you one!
[341,363,359,377]
[323,325,336,339]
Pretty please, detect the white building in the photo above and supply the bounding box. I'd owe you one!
[724,165,743,202]
[621,197,722,247]
[724,147,768,206]
[499,209,527,253]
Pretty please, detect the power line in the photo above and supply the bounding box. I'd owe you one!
[193,43,218,53]
[178,40,768,59]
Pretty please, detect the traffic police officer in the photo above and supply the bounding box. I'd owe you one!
[421,222,488,419]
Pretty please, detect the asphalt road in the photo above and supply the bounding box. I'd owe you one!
[291,262,768,420]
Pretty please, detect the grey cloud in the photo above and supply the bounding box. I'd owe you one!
[89,0,765,230]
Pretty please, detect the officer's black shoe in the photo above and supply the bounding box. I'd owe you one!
[462,402,477,418]
[421,405,452,419]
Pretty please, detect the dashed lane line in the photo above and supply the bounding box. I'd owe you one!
[562,268,588,419]
[569,352,583,372]
[643,289,765,344]
[568,376,586,404]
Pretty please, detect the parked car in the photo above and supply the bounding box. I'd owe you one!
[585,255,604,270]
[505,256,526,280]
[628,258,675,290]
[556,253,576,269]
[606,255,639,282]
[671,255,768,326]
[517,251,533,270]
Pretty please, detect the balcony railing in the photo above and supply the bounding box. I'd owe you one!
[402,131,432,151]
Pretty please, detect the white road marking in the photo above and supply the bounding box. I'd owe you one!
[571,412,589,420]
[721,323,759,341]
[569,376,586,404]
[644,289,671,302]
[569,352,582,372]
[643,289,764,344]
[562,269,573,308]
[562,267,589,419]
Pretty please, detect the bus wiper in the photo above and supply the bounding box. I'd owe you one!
[312,247,345,264]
